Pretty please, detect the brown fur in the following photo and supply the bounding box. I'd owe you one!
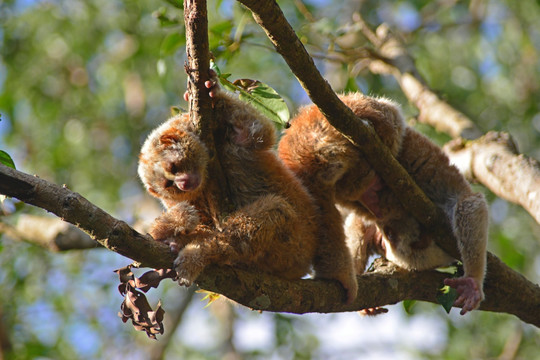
[138,89,322,292]
[278,93,488,314]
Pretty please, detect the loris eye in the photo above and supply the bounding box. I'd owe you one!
[165,162,180,174]
[163,179,174,188]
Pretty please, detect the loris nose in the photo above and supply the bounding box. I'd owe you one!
[175,173,201,191]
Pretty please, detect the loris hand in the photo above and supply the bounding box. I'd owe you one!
[183,69,220,102]
[149,202,200,242]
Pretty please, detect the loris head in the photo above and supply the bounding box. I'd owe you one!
[138,115,209,206]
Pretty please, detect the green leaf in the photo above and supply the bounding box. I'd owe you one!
[237,81,290,128]
[170,106,185,116]
[402,299,416,314]
[210,61,289,128]
[210,60,223,76]
[436,285,458,314]
[0,150,16,169]
[160,32,185,56]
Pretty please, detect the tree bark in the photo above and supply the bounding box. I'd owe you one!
[444,132,540,223]
[183,0,233,222]
[1,164,539,326]
[0,215,98,251]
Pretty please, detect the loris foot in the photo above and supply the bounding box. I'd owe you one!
[174,243,208,287]
[337,271,359,305]
[444,277,484,315]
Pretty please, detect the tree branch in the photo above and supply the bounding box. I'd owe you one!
[444,132,540,223]
[1,163,540,326]
[183,0,233,221]
[0,214,98,251]
[0,164,175,269]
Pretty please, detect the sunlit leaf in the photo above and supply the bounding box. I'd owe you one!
[435,263,459,275]
[210,62,289,127]
[0,150,15,169]
[236,80,290,128]
[197,289,221,308]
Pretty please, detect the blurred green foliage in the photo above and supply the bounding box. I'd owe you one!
[1,0,539,359]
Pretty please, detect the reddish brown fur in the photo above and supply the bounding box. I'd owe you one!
[279,93,488,314]
[138,89,320,290]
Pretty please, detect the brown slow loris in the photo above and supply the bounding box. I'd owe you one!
[137,78,358,303]
[278,93,488,315]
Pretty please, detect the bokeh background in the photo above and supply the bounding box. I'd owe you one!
[1,0,540,358]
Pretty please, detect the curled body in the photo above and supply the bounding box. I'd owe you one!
[138,88,318,286]
[278,93,488,314]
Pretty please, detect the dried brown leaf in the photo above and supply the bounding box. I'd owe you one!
[135,268,177,292]
[116,265,174,338]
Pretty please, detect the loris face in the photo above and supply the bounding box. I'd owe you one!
[138,116,209,204]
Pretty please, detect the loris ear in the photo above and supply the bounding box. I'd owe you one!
[159,128,186,146]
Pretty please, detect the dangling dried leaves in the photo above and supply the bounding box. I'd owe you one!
[115,265,177,339]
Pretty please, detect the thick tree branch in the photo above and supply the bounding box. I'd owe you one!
[444,132,540,223]
[0,164,175,269]
[1,164,540,326]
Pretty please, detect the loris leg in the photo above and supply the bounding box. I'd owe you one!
[312,199,359,304]
[344,213,382,274]
[445,192,488,315]
[344,212,388,314]
[174,194,312,286]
